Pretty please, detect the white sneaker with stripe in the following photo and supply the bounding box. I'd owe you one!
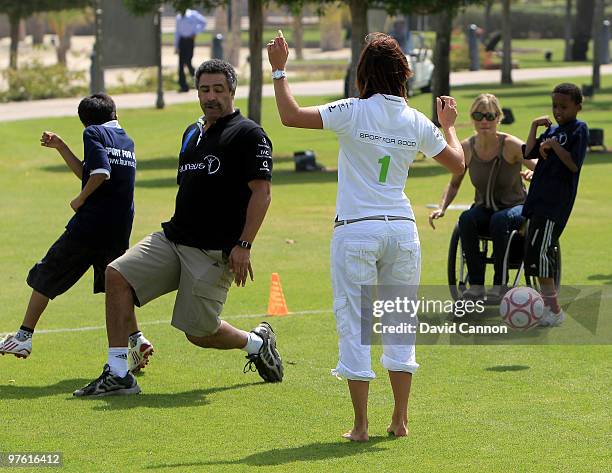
[0,334,32,358]
[128,334,154,373]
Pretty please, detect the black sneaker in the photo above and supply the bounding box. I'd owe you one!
[243,322,283,383]
[73,364,141,397]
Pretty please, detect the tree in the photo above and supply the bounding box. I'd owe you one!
[500,0,512,84]
[0,0,89,69]
[47,8,93,65]
[483,0,494,34]
[591,0,605,90]
[431,9,453,124]
[564,0,573,61]
[228,0,241,67]
[282,0,479,98]
[247,0,264,123]
[424,1,483,122]
[571,0,594,60]
[290,4,305,60]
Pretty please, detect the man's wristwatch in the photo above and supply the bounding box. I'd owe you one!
[237,240,252,249]
[271,69,286,80]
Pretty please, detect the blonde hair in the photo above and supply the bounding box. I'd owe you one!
[469,93,504,122]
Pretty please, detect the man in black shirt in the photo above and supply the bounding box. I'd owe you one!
[75,60,283,397]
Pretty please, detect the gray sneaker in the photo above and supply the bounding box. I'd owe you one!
[73,364,141,397]
[243,322,283,383]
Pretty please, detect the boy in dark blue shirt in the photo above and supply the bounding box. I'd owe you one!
[523,83,588,326]
[0,94,152,369]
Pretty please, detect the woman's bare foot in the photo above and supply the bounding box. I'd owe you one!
[342,429,369,442]
[386,422,408,437]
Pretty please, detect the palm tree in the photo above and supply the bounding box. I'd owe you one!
[47,8,92,65]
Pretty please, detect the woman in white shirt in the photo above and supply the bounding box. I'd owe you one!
[267,32,464,441]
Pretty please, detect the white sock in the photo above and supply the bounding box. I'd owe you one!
[242,332,263,355]
[107,348,129,377]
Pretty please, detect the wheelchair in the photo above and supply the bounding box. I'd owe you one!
[447,223,561,302]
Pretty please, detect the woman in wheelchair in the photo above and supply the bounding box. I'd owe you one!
[429,93,536,302]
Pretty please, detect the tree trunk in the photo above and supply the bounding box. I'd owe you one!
[431,10,452,124]
[228,0,241,67]
[9,13,20,70]
[292,7,304,61]
[484,0,493,34]
[592,0,605,89]
[572,0,594,60]
[348,0,368,98]
[214,5,228,35]
[248,0,263,124]
[501,0,512,84]
[57,26,73,65]
[320,4,343,51]
[564,0,573,61]
[30,14,46,46]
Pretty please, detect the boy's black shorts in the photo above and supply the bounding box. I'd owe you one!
[524,216,563,279]
[27,231,126,300]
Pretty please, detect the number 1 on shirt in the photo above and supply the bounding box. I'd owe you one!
[378,155,391,183]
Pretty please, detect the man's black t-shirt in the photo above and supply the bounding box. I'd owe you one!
[162,110,273,253]
[66,121,136,250]
[522,119,588,228]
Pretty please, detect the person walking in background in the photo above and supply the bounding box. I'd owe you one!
[175,8,207,92]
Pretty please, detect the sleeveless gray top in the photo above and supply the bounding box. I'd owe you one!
[468,135,527,210]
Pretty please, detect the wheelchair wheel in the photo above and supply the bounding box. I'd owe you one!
[447,224,468,301]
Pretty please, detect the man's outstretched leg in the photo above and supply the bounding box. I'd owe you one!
[186,321,283,383]
[74,268,148,397]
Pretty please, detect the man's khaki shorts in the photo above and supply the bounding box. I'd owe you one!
[108,231,233,337]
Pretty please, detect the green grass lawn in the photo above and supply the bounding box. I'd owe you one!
[0,77,610,472]
[496,38,592,70]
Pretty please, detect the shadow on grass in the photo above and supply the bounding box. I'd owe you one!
[587,273,612,283]
[146,436,392,469]
[0,378,91,398]
[82,381,262,411]
[484,365,530,372]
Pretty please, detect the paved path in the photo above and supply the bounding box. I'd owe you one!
[1,64,610,122]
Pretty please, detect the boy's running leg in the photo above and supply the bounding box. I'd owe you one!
[0,290,48,358]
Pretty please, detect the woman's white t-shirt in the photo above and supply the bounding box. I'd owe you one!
[318,94,446,221]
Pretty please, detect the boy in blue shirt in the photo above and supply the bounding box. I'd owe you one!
[523,83,588,326]
[0,94,152,370]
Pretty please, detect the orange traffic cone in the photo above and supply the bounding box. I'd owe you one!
[267,272,289,316]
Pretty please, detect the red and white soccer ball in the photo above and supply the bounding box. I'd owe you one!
[499,286,545,330]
